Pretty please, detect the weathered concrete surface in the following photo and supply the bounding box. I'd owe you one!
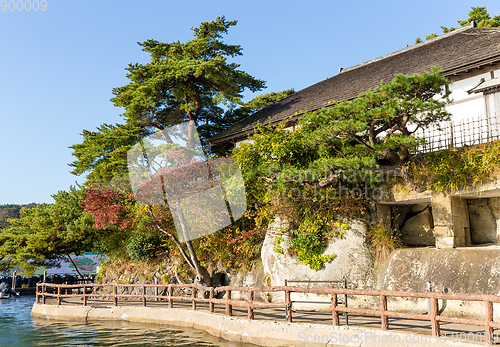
[31,303,484,347]
[261,217,375,309]
[397,205,435,247]
[468,198,500,244]
[431,193,457,248]
[376,247,500,318]
[227,262,268,302]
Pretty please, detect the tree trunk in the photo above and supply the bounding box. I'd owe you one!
[174,199,212,288]
[188,118,197,149]
[67,254,84,280]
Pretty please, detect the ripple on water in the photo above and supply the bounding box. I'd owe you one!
[0,296,255,347]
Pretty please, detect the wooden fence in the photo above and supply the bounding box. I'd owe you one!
[36,283,500,344]
[417,113,500,153]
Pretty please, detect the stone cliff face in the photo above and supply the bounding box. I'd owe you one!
[376,247,500,318]
[259,217,375,308]
[258,211,500,316]
[468,197,500,244]
[377,248,500,294]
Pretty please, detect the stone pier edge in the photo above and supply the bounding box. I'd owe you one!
[31,303,484,347]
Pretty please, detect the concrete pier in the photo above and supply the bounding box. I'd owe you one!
[32,302,488,347]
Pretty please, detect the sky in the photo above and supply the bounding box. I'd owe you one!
[0,0,499,205]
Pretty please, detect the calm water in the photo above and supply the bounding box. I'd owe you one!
[0,296,256,347]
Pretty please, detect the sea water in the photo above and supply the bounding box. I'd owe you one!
[0,296,255,346]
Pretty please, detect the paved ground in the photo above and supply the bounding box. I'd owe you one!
[39,294,495,344]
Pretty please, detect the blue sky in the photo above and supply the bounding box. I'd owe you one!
[0,0,498,204]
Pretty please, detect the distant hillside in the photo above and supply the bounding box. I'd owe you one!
[0,203,36,228]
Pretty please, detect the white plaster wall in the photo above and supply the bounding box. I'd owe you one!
[448,72,492,102]
[445,97,485,123]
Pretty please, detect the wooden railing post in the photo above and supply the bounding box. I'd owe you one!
[42,284,46,305]
[154,278,158,302]
[248,289,254,320]
[113,284,117,306]
[83,285,87,306]
[209,288,214,313]
[430,297,440,336]
[485,301,493,345]
[192,286,197,310]
[57,286,61,306]
[331,294,339,326]
[380,294,388,330]
[225,289,232,316]
[286,289,292,323]
[142,284,146,307]
[168,285,173,308]
[33,281,500,343]
[343,279,349,325]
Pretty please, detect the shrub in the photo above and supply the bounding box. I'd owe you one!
[368,223,404,260]
[126,231,162,261]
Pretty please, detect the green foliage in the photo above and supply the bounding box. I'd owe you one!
[457,6,500,28]
[411,140,500,193]
[0,203,36,229]
[70,123,146,184]
[71,16,265,184]
[126,230,163,261]
[212,88,296,155]
[273,229,338,270]
[234,68,450,189]
[195,213,267,269]
[273,236,285,255]
[67,17,271,282]
[0,187,97,274]
[225,89,296,124]
[425,33,438,40]
[281,212,346,270]
[111,15,265,150]
[368,223,404,260]
[233,69,449,269]
[303,67,449,163]
[288,229,337,270]
[418,6,500,43]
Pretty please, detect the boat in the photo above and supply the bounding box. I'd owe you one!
[0,282,19,299]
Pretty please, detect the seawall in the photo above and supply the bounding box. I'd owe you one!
[31,303,485,347]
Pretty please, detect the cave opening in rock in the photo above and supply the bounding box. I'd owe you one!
[467,198,500,245]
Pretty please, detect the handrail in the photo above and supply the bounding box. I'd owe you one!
[285,279,348,325]
[35,282,499,344]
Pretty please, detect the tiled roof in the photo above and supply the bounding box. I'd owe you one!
[210,25,500,145]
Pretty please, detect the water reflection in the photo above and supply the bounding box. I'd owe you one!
[0,296,255,347]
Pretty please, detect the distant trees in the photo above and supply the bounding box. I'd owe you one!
[0,188,96,276]
[0,203,36,229]
[415,6,500,43]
